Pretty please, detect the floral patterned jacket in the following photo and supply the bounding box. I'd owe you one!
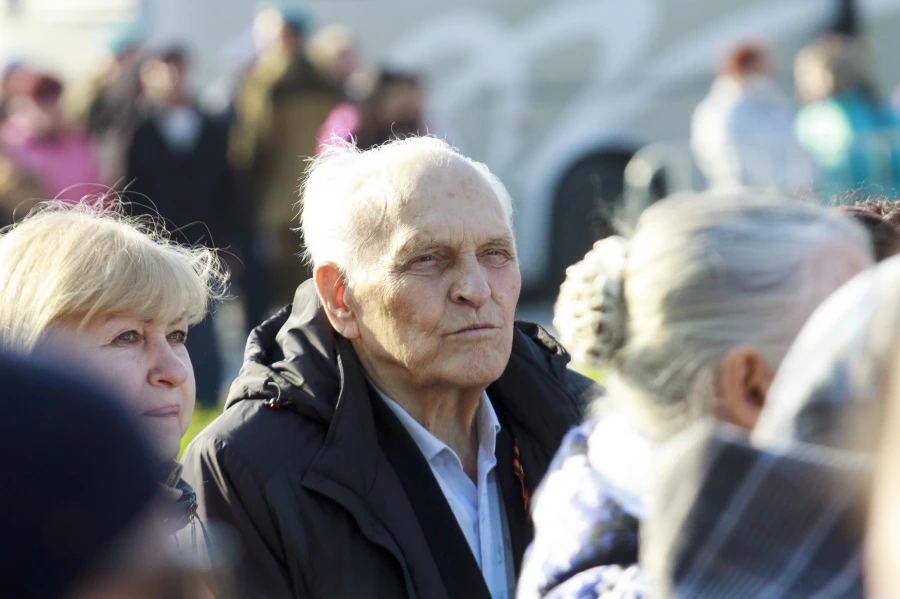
[516,420,646,599]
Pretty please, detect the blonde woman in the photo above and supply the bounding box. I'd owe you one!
[0,200,227,553]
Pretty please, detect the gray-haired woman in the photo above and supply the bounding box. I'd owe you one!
[644,250,900,598]
[516,191,873,599]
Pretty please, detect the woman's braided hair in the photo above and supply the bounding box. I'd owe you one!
[553,236,629,370]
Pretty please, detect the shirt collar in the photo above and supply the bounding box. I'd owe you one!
[475,390,502,459]
[371,382,501,464]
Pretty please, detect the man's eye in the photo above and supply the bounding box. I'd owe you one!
[483,249,511,263]
[405,253,447,272]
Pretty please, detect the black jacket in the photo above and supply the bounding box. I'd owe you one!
[126,106,241,249]
[181,282,595,598]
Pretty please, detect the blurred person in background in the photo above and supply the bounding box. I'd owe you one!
[0,59,33,122]
[127,45,243,407]
[0,62,42,224]
[0,150,41,226]
[0,201,228,561]
[517,192,873,599]
[182,137,593,599]
[795,35,900,197]
[65,22,145,183]
[0,353,198,599]
[306,24,359,93]
[0,74,104,203]
[230,6,343,311]
[691,43,808,193]
[128,46,239,250]
[317,68,426,153]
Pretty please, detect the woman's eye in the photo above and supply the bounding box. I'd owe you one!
[167,330,188,344]
[417,255,435,263]
[115,331,140,344]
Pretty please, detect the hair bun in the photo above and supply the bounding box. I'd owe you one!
[553,236,629,368]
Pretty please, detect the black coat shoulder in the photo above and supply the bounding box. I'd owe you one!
[185,398,328,490]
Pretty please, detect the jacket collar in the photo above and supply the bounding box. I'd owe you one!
[299,319,582,509]
[298,328,582,598]
[300,336,452,599]
[229,282,584,597]
[305,335,382,493]
[159,461,197,536]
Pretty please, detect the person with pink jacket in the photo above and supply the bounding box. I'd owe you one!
[1,74,104,203]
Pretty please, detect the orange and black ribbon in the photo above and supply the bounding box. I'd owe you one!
[512,438,530,515]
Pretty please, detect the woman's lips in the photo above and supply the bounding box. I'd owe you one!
[143,405,181,418]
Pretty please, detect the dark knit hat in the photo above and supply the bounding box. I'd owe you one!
[0,354,159,599]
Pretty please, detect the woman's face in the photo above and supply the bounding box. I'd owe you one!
[51,314,196,463]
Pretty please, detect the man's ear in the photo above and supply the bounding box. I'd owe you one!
[314,265,361,340]
[716,347,774,432]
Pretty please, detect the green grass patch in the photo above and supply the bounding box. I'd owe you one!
[179,406,222,459]
[576,367,606,384]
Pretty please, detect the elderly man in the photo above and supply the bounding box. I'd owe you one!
[182,137,593,598]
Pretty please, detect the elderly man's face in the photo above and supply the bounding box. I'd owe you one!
[349,155,521,391]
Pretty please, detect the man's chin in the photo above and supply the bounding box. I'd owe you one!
[440,358,508,390]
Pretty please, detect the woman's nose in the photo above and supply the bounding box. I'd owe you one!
[147,340,190,388]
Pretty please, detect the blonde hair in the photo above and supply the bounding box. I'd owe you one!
[0,200,228,354]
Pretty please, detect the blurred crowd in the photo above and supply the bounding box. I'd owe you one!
[691,35,900,199]
[0,7,430,405]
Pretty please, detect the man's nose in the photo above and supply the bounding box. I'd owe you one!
[450,259,491,308]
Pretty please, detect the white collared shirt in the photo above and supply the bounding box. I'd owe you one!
[377,388,515,599]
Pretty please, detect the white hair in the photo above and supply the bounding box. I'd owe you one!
[299,136,514,279]
[554,191,873,438]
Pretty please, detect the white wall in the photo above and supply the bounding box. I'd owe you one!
[141,0,257,87]
[0,0,138,78]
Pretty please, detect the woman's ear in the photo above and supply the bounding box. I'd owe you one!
[716,347,775,431]
[313,265,360,340]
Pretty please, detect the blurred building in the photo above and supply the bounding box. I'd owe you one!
[0,0,138,74]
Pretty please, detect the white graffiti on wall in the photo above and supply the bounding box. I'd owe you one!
[384,0,900,281]
[385,0,660,172]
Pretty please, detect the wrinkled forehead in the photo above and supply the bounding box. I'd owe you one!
[380,149,511,237]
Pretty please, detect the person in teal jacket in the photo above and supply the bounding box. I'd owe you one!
[795,35,900,199]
